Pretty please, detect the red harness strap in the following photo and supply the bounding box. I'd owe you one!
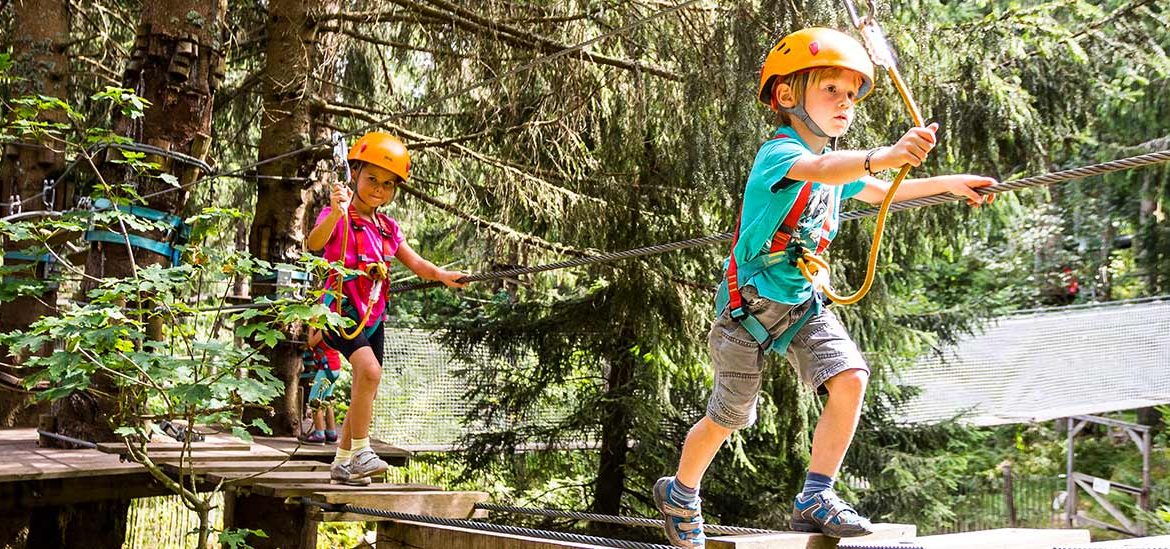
[726,133,815,316]
[324,207,393,318]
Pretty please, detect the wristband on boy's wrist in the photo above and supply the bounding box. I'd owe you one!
[864,148,881,176]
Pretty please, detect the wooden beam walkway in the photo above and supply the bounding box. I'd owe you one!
[7,428,1170,549]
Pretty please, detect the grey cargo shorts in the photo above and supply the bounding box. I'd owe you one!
[706,286,869,430]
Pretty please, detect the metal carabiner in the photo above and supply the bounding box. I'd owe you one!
[42,179,56,210]
[841,0,896,69]
[331,132,351,185]
[839,0,922,125]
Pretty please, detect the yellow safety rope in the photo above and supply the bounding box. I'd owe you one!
[796,2,924,305]
[333,207,389,340]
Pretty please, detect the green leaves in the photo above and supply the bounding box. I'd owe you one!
[90,86,151,119]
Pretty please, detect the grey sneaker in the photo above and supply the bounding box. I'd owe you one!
[329,461,371,486]
[791,489,873,538]
[652,476,705,548]
[348,447,389,480]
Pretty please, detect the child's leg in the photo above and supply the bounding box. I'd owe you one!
[326,406,336,431]
[655,290,775,548]
[338,346,381,451]
[809,369,868,478]
[788,306,873,537]
[313,409,326,431]
[676,417,733,488]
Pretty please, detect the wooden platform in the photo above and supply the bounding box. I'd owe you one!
[843,527,1091,549]
[709,523,914,549]
[0,427,410,511]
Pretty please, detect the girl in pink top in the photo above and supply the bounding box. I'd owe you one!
[306,132,466,485]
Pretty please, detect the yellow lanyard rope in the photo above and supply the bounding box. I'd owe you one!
[334,207,389,340]
[796,2,924,305]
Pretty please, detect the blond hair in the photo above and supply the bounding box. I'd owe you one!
[773,67,863,126]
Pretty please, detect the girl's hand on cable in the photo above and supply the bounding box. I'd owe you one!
[877,122,939,168]
[936,174,998,207]
[438,270,468,289]
[330,181,352,212]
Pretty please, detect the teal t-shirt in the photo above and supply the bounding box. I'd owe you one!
[728,126,867,305]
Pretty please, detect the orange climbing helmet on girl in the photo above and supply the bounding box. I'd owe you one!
[348,132,411,181]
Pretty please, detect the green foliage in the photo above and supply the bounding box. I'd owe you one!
[218,527,267,549]
[2,0,1167,539]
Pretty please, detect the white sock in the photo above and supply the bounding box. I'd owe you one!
[352,437,370,452]
[334,447,353,465]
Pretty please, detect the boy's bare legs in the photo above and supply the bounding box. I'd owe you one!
[337,347,381,451]
[792,368,873,537]
[654,417,734,547]
[809,369,867,477]
[676,417,734,488]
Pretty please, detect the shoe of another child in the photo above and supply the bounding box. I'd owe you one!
[302,430,326,446]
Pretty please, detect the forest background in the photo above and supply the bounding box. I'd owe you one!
[1,0,1168,546]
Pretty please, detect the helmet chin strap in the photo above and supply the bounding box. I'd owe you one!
[781,101,830,138]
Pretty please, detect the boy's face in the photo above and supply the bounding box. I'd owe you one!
[776,70,863,138]
[354,163,399,207]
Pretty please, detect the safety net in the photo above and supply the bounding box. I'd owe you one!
[895,298,1170,426]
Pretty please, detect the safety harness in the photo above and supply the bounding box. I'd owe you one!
[715,133,829,355]
[301,344,340,408]
[324,205,393,340]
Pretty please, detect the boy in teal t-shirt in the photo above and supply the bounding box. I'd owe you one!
[653,28,997,547]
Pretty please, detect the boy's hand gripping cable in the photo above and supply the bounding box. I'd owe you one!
[796,0,924,305]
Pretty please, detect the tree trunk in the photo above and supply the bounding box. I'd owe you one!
[246,0,338,436]
[33,1,225,543]
[0,0,70,429]
[591,328,637,518]
[65,0,225,444]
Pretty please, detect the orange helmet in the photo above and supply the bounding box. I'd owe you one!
[757,28,875,110]
[349,132,410,181]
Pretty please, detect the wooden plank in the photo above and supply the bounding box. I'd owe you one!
[1066,535,1170,547]
[257,436,410,464]
[709,523,915,549]
[378,519,611,548]
[250,482,442,498]
[306,490,489,522]
[0,472,169,511]
[95,434,251,455]
[160,460,330,475]
[144,449,288,462]
[845,528,1090,549]
[206,471,333,486]
[0,446,144,483]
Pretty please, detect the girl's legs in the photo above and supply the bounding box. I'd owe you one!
[337,346,381,451]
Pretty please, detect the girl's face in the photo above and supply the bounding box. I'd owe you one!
[354,163,399,208]
[800,72,862,137]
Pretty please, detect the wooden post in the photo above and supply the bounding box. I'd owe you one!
[223,488,317,549]
[1002,462,1017,527]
